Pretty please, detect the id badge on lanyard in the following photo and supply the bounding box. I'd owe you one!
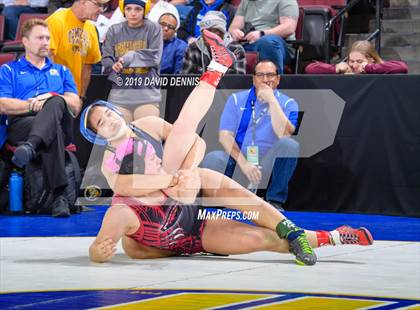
[247,145,259,165]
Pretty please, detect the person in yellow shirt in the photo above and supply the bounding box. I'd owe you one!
[46,0,109,97]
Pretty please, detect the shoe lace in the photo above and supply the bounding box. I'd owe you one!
[296,235,313,255]
[209,46,220,59]
[339,230,359,244]
[209,46,216,55]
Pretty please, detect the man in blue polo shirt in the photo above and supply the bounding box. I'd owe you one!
[202,60,299,210]
[0,19,81,216]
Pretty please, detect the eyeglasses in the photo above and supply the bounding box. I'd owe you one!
[88,0,106,11]
[254,72,278,79]
[159,21,176,31]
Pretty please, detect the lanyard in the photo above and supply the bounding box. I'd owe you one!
[251,101,268,145]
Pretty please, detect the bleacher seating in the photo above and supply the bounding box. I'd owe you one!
[285,7,305,73]
[187,0,353,72]
[297,0,346,7]
[300,6,332,64]
[230,0,241,8]
[0,52,17,66]
[245,51,258,74]
[0,15,5,43]
[2,13,49,53]
[297,0,349,62]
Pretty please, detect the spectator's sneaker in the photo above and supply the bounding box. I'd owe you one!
[12,142,36,168]
[289,232,317,266]
[202,29,235,69]
[332,225,373,246]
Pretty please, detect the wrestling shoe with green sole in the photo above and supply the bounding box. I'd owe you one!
[289,232,317,266]
[276,219,317,266]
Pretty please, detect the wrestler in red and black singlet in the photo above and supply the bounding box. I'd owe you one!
[113,196,206,254]
[111,124,206,254]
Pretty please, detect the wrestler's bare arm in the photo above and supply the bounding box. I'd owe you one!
[90,203,177,262]
[100,116,205,201]
[161,138,205,202]
[89,204,139,263]
[100,116,177,196]
[102,164,175,197]
[121,236,176,259]
[101,154,202,203]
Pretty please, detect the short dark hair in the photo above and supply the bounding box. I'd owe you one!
[158,13,178,26]
[253,60,279,75]
[21,19,48,39]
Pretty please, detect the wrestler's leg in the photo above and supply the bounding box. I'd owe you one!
[199,168,288,231]
[202,219,320,255]
[162,30,234,174]
[202,219,372,256]
[199,168,319,265]
[133,103,160,120]
[162,81,216,174]
[89,204,139,263]
[114,105,134,123]
[199,169,373,250]
[202,219,290,255]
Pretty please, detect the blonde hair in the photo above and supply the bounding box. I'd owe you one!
[348,40,383,64]
[21,19,48,38]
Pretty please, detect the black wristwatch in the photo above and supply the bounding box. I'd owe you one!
[260,30,265,37]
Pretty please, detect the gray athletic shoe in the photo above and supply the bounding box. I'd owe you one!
[289,232,317,266]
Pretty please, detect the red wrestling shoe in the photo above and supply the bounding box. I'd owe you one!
[202,29,235,69]
[333,225,374,246]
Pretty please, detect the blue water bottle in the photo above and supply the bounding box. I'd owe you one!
[9,170,23,213]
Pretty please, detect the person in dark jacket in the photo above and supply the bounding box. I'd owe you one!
[305,40,408,74]
[182,10,246,74]
[177,0,236,44]
[158,11,188,74]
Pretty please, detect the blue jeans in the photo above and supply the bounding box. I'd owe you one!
[201,138,299,203]
[3,5,47,40]
[243,35,291,74]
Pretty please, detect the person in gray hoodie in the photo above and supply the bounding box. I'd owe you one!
[102,0,163,122]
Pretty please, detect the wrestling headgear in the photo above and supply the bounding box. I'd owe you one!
[79,100,124,146]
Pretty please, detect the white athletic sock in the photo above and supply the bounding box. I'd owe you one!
[329,230,341,246]
[207,59,228,74]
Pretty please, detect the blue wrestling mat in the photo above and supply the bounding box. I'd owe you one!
[0,207,419,241]
[1,208,419,309]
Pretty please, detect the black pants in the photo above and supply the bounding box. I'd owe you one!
[7,96,74,190]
